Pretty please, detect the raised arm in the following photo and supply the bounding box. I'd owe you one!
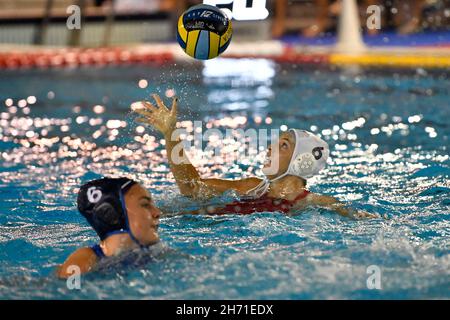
[133,94,261,199]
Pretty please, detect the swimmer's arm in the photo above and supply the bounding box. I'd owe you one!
[56,247,98,279]
[133,94,200,195]
[197,177,264,198]
[134,94,262,199]
[163,133,260,198]
[306,194,377,219]
[164,134,262,198]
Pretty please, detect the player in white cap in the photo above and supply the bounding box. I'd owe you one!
[134,94,376,218]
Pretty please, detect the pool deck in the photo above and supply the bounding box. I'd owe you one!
[1,32,450,68]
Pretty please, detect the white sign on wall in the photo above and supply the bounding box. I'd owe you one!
[203,0,269,21]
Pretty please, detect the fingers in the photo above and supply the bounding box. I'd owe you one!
[171,97,178,115]
[135,95,174,115]
[136,116,156,125]
[152,94,169,112]
[131,101,158,115]
[142,101,158,112]
[134,109,155,124]
[135,117,150,124]
[359,211,378,219]
[133,108,153,117]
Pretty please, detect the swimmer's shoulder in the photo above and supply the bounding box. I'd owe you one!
[57,247,99,279]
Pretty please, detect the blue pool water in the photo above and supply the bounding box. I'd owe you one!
[0,60,449,299]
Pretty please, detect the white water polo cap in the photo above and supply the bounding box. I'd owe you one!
[276,129,329,180]
[245,129,330,198]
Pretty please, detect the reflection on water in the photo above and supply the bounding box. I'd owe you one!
[0,61,449,299]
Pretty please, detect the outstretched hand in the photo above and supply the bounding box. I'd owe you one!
[133,94,178,137]
[351,210,379,219]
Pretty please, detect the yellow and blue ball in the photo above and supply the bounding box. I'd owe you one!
[177,4,233,60]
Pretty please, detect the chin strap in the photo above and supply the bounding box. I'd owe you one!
[119,186,147,249]
[245,177,270,199]
[247,129,310,199]
[245,171,291,199]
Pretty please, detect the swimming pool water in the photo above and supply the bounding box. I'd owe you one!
[0,60,449,299]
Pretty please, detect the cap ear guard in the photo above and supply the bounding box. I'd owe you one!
[93,201,126,228]
[290,153,316,178]
[285,129,330,179]
[94,202,119,224]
